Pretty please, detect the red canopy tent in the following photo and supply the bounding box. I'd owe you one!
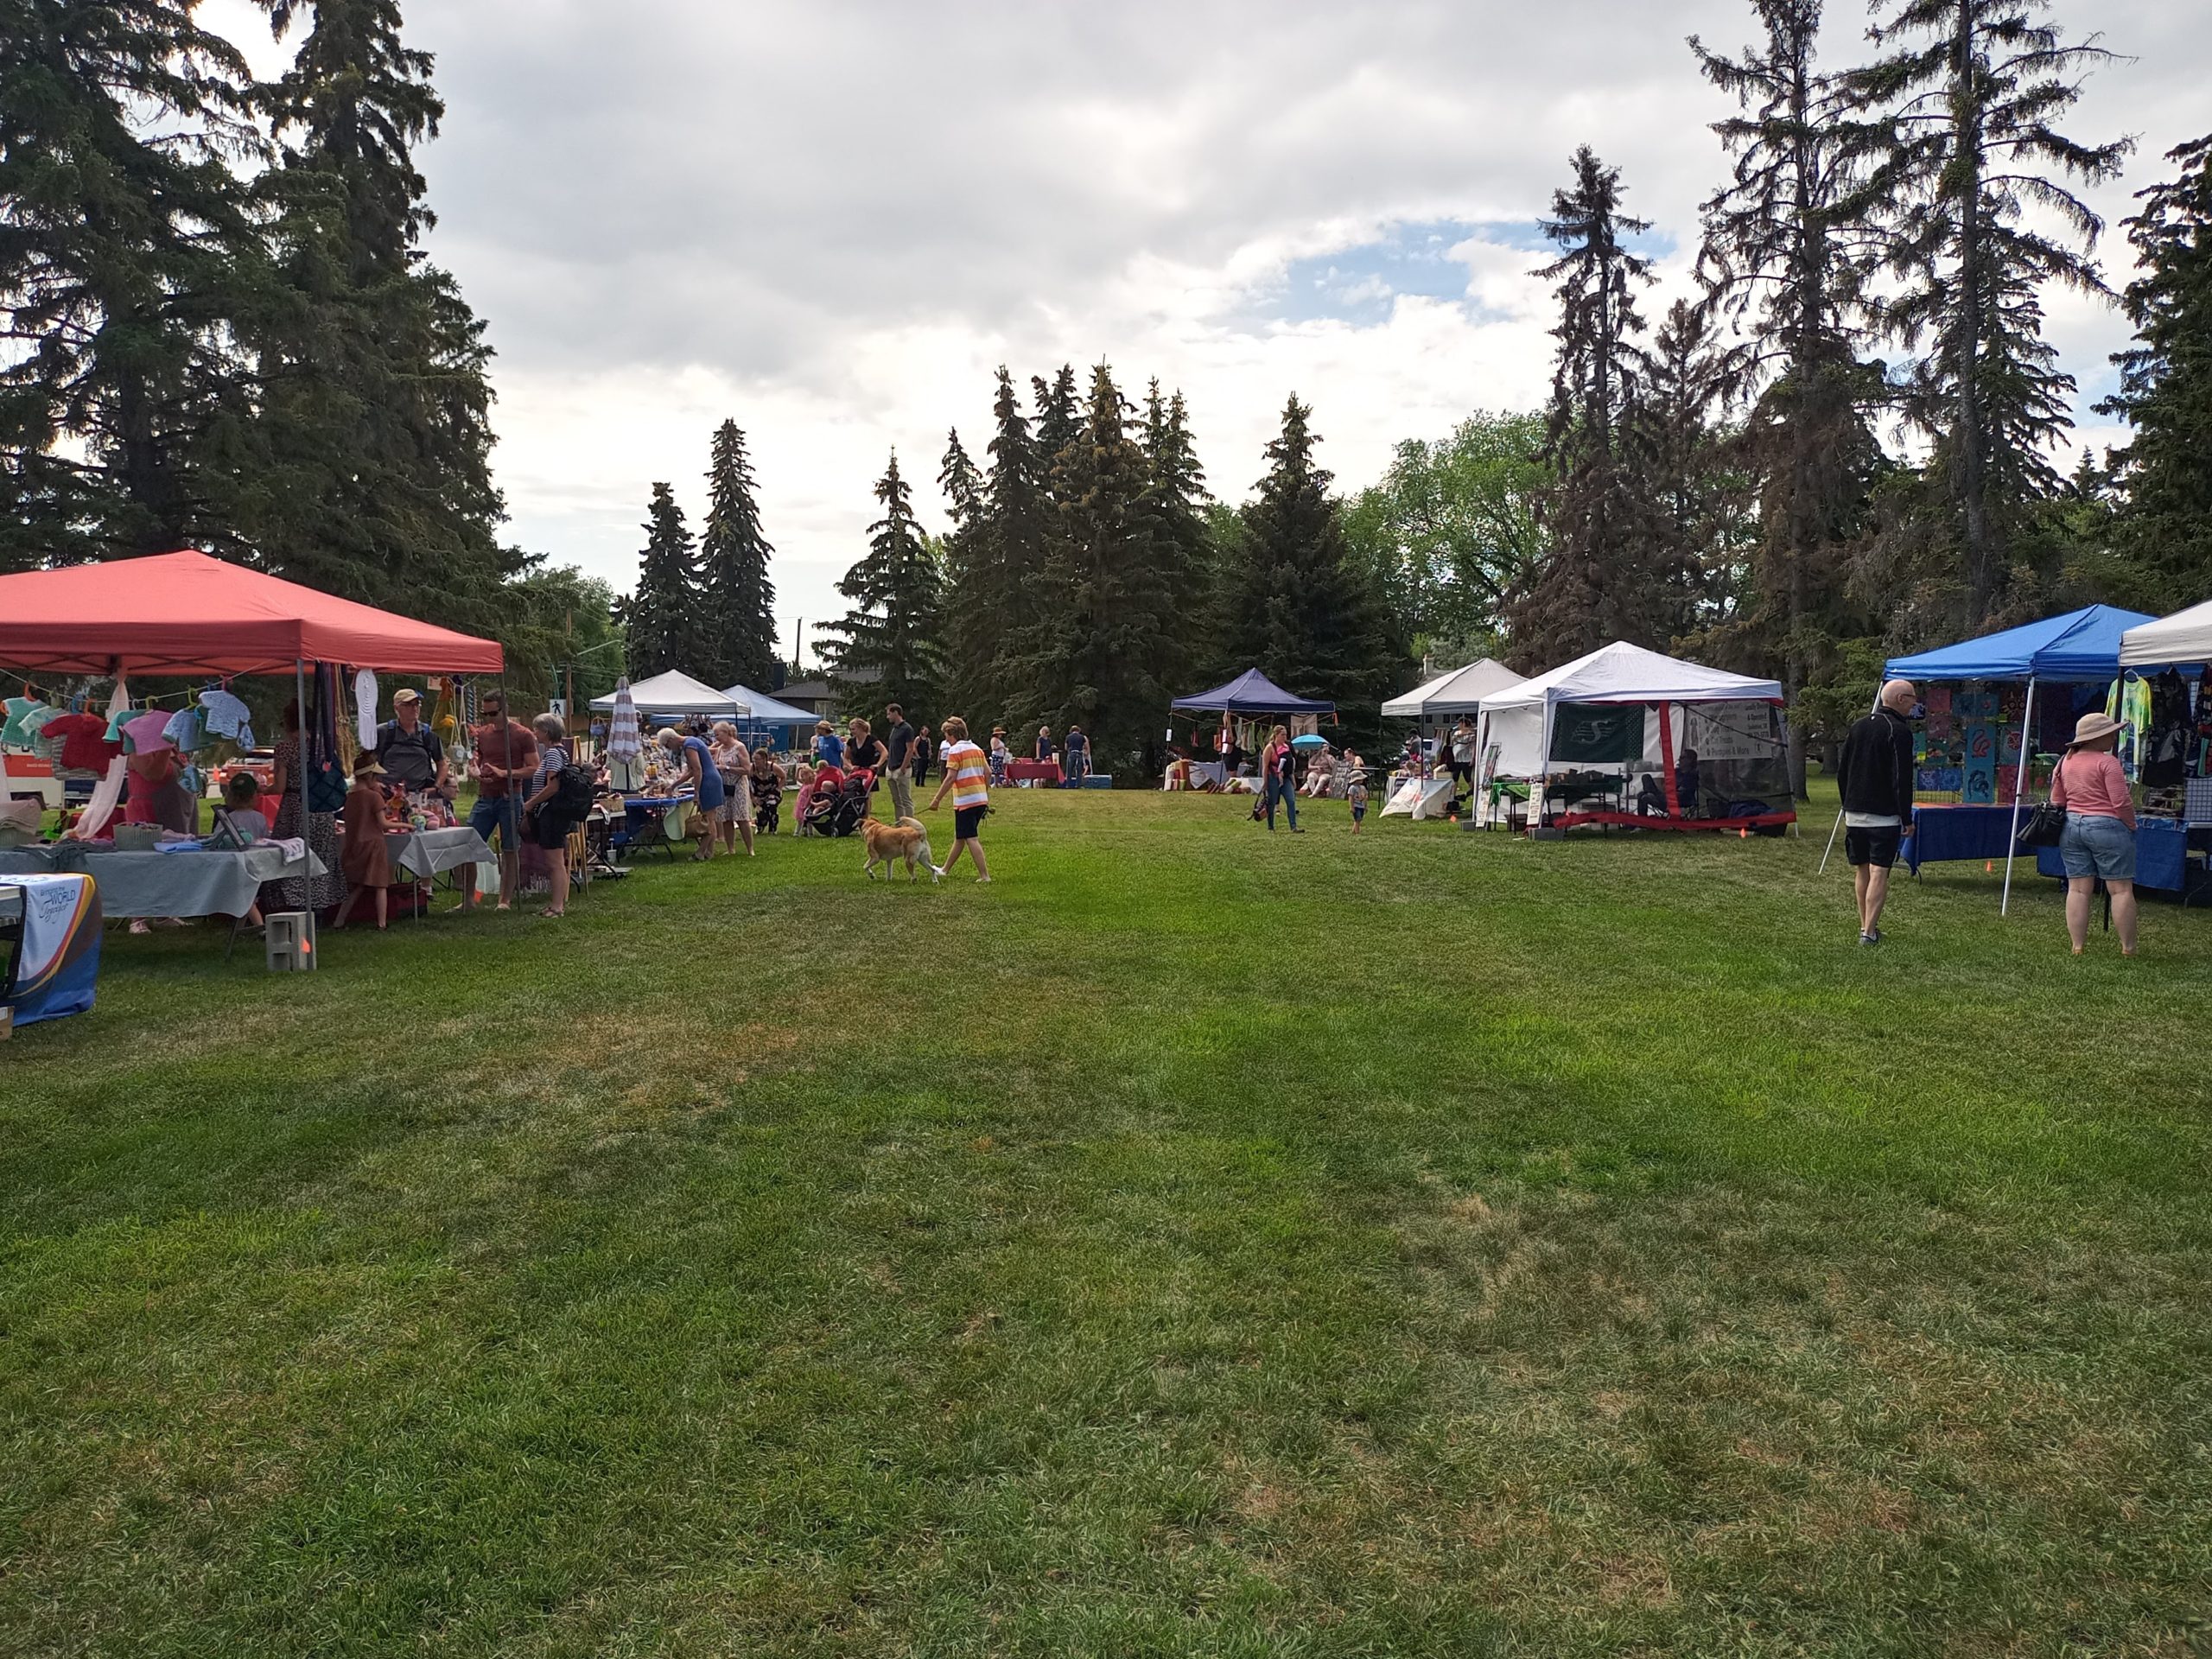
[0,550,503,677]
[0,550,505,863]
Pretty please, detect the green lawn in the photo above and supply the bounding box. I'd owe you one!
[4,788,2209,1656]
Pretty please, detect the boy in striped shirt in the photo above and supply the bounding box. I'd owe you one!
[927,715,993,883]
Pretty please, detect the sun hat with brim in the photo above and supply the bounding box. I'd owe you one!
[353,755,386,776]
[2068,712,2123,748]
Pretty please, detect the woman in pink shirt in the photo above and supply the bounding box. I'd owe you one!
[2050,710,2138,957]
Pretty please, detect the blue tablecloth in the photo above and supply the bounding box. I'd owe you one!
[2035,817,2190,893]
[1904,804,2021,873]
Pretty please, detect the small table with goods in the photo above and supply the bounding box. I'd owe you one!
[380,824,498,920]
[615,794,695,861]
[1005,759,1063,785]
[0,838,326,921]
[1903,803,2023,874]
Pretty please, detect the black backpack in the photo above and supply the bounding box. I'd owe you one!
[554,762,596,819]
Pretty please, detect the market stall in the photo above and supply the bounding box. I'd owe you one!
[1477,642,1791,833]
[0,550,504,957]
[720,683,816,753]
[588,671,746,726]
[1169,669,1336,786]
[1884,604,2180,912]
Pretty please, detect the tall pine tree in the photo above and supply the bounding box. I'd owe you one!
[0,2,264,568]
[2098,134,2212,609]
[1017,364,1178,775]
[626,482,702,677]
[1222,396,1395,735]
[1847,0,2128,628]
[822,451,945,718]
[696,418,778,690]
[227,0,514,626]
[1504,147,1693,667]
[1141,380,1212,678]
[935,425,994,713]
[1691,0,1888,791]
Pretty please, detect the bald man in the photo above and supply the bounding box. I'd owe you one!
[1835,679,1919,944]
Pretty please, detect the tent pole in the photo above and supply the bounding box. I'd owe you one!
[1656,701,1680,817]
[295,658,313,923]
[1999,677,2036,916]
[1817,685,1884,874]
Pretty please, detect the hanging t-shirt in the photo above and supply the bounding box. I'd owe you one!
[42,713,123,774]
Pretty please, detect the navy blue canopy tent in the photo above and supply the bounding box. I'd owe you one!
[1880,604,2171,915]
[1169,669,1335,716]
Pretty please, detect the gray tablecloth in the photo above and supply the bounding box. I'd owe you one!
[384,825,495,880]
[0,842,326,919]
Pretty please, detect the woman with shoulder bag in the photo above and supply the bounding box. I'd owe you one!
[2050,711,2139,957]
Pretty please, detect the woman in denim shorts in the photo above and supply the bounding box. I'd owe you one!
[2050,711,2139,957]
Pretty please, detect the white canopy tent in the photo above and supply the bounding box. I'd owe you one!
[588,670,747,720]
[1477,641,1789,829]
[1382,658,1525,719]
[2120,598,2212,669]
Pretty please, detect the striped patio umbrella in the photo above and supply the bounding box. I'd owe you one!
[607,677,643,758]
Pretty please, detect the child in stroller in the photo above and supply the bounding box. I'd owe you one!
[752,753,784,835]
[827,768,874,836]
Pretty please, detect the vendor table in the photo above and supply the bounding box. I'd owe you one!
[617,795,695,861]
[2034,817,2192,895]
[0,841,327,919]
[1006,759,1063,785]
[384,824,495,882]
[1904,804,2020,874]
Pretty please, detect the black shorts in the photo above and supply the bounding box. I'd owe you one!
[530,810,577,850]
[954,804,986,840]
[1845,824,1901,868]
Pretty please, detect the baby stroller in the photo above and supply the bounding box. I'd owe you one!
[753,770,783,835]
[828,770,873,837]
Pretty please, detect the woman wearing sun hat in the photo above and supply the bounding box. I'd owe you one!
[2050,710,2138,957]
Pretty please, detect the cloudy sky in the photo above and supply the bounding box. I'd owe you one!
[208,0,2205,664]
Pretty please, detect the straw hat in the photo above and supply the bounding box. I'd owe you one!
[353,753,386,776]
[2067,711,2122,749]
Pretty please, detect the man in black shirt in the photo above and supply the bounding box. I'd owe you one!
[375,688,448,797]
[883,702,916,819]
[1834,678,1918,946]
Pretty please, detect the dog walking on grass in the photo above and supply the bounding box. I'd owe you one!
[861,813,943,883]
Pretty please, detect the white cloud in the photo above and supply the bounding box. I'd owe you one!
[203,0,2208,653]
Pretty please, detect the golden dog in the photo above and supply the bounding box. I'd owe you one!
[861,814,942,883]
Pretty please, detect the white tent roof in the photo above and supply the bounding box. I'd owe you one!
[2120,598,2212,668]
[588,670,747,716]
[1483,640,1782,712]
[1382,658,1525,718]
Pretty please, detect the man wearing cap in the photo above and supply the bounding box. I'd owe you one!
[375,688,449,797]
[1836,678,1918,946]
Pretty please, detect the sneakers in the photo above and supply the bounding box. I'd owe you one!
[1858,928,1881,947]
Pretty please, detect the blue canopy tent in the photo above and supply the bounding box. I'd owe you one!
[1881,605,2165,914]
[1169,669,1335,717]
[722,683,817,751]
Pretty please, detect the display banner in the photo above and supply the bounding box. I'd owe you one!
[1548,702,1647,765]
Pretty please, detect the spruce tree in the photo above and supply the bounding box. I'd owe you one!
[0,2,264,568]
[1018,364,1176,775]
[821,451,946,718]
[1222,396,1395,735]
[626,482,702,678]
[2099,134,2212,608]
[1032,366,1081,505]
[936,426,994,715]
[969,367,1052,721]
[1691,0,1888,791]
[1141,380,1212,678]
[1636,300,1739,620]
[1504,147,1692,666]
[222,0,513,625]
[696,418,778,690]
[1847,0,2128,627]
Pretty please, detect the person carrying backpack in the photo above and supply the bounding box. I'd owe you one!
[521,711,588,918]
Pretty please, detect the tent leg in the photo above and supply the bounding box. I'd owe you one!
[2000,677,2036,916]
[295,658,315,930]
[1656,702,1680,817]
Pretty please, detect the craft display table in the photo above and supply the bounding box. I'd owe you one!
[0,842,325,919]
[1006,760,1063,785]
[2033,817,2191,894]
[1904,804,2020,874]
[383,825,496,883]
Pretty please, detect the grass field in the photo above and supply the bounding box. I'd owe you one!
[4,786,2209,1656]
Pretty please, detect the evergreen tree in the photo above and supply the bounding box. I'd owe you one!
[822,451,945,718]
[1222,396,1395,734]
[1017,364,1177,775]
[1690,0,1888,791]
[1032,365,1081,505]
[1847,0,2128,627]
[696,418,778,690]
[963,367,1052,721]
[223,0,514,626]
[0,2,264,569]
[1140,380,1212,683]
[936,425,993,715]
[1635,300,1740,625]
[2099,134,2212,608]
[626,482,702,677]
[1504,147,1693,666]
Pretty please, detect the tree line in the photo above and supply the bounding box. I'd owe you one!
[817,365,1396,777]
